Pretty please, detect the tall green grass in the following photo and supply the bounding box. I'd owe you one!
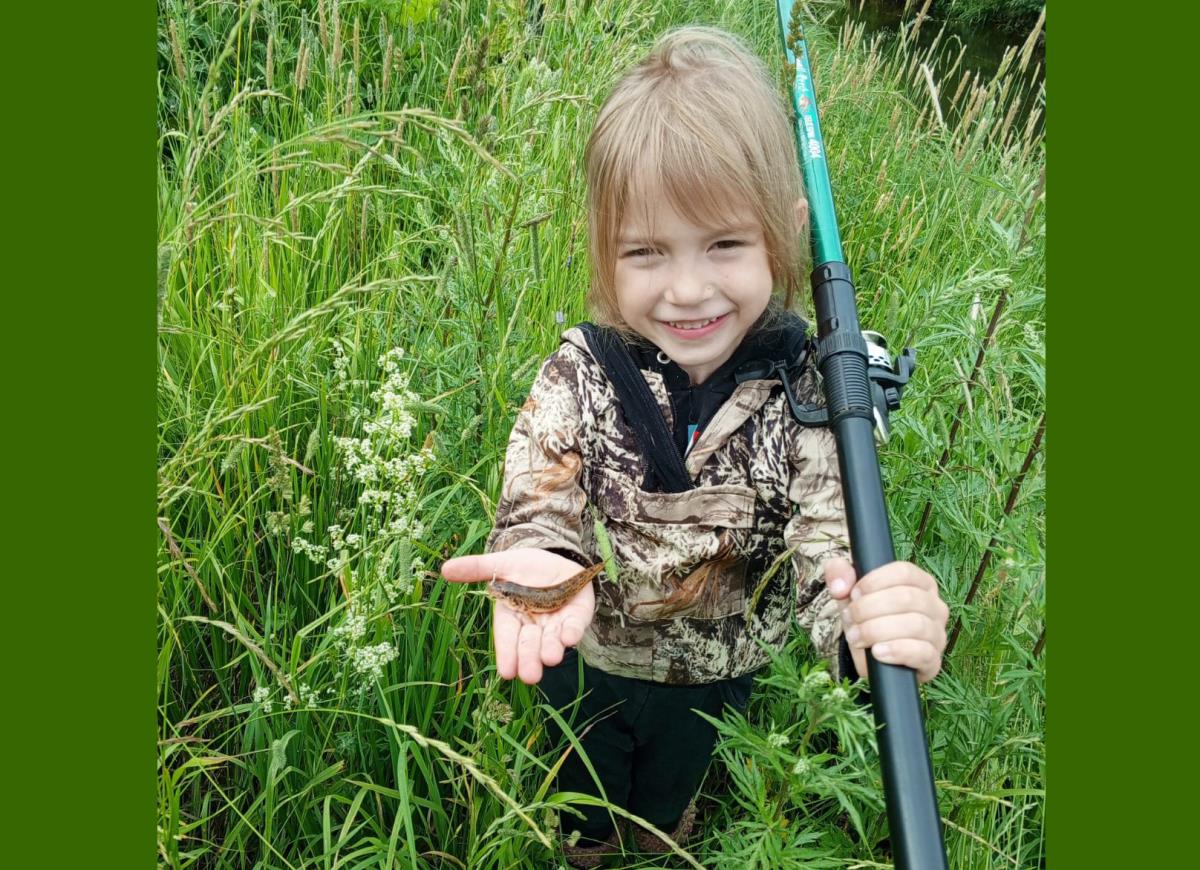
[157,0,1044,866]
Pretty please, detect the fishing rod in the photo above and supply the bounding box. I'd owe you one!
[774,3,948,867]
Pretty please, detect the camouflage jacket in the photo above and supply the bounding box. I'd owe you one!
[485,323,851,685]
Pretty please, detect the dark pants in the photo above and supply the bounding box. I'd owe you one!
[539,648,756,844]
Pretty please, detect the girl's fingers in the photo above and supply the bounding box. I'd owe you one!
[540,622,566,667]
[852,561,938,598]
[823,557,857,599]
[850,645,868,682]
[493,603,521,680]
[559,615,585,647]
[869,638,943,683]
[440,553,498,583]
[845,584,948,625]
[516,621,545,684]
[844,612,946,652]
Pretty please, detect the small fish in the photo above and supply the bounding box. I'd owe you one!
[486,563,605,616]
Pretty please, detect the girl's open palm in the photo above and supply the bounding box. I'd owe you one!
[440,547,596,684]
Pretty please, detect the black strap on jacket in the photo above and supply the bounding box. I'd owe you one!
[577,314,814,495]
[578,324,695,494]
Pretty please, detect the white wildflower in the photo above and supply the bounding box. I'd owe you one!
[804,669,832,691]
[358,488,392,510]
[386,515,413,537]
[332,606,368,645]
[265,511,287,536]
[350,641,397,680]
[378,347,405,369]
[332,344,352,393]
[320,342,436,617]
[823,686,850,706]
[251,685,273,714]
[383,515,426,540]
[291,537,328,563]
[767,731,789,748]
[792,757,811,777]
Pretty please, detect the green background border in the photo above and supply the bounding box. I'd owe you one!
[7,1,1199,866]
[1051,2,1199,867]
[5,1,151,866]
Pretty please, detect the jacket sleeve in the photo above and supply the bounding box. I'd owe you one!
[783,421,857,681]
[485,346,589,561]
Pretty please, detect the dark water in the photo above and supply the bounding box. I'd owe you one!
[832,0,1045,133]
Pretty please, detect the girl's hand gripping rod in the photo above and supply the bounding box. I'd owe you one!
[774,4,948,867]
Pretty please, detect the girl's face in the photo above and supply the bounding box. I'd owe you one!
[613,195,778,385]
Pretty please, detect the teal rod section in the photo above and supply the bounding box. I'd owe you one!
[776,0,844,266]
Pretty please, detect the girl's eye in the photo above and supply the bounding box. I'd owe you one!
[624,248,657,258]
[714,240,743,250]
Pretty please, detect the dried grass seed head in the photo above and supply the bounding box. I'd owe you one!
[584,26,809,343]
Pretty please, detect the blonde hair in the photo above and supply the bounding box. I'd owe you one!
[584,26,808,342]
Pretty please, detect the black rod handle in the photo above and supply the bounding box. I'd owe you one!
[814,261,947,870]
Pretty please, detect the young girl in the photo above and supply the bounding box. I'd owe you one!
[441,26,948,867]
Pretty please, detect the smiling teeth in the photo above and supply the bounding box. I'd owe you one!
[669,316,720,330]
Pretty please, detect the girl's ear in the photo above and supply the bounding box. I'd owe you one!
[794,198,810,234]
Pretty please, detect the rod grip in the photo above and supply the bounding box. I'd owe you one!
[814,261,948,870]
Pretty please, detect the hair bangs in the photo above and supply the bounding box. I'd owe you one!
[657,128,760,234]
[621,115,759,241]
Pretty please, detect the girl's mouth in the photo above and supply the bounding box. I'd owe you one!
[660,312,730,339]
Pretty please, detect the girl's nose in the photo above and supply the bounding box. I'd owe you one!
[664,273,716,307]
